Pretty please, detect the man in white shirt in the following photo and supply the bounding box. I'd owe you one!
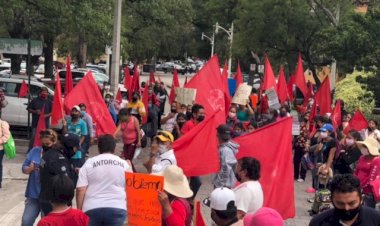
[76,134,132,226]
[363,119,380,142]
[233,157,264,219]
[144,130,177,174]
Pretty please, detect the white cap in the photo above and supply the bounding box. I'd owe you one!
[72,105,80,111]
[210,187,236,211]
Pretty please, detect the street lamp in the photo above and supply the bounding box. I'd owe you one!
[215,22,234,77]
[201,32,214,59]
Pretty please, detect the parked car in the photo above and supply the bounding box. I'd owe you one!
[0,76,54,127]
[86,64,107,74]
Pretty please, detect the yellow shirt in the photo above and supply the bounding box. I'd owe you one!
[126,101,146,116]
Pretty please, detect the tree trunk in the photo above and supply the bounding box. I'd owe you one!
[77,33,87,68]
[44,36,55,78]
[304,52,321,87]
[4,54,22,75]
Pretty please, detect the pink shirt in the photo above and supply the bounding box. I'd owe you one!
[354,156,380,194]
[121,116,138,144]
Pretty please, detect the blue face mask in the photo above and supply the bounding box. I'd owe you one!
[81,111,85,117]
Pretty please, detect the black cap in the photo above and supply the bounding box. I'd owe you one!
[217,124,231,135]
[61,133,80,149]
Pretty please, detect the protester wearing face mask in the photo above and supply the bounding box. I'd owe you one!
[62,106,88,168]
[126,92,146,124]
[232,122,245,138]
[226,106,240,131]
[236,101,254,122]
[334,130,363,175]
[312,123,337,189]
[104,93,117,124]
[364,120,380,142]
[21,129,58,226]
[310,174,380,226]
[161,102,179,133]
[78,103,95,156]
[144,131,176,174]
[233,157,263,219]
[181,104,205,134]
[27,87,53,151]
[354,137,380,208]
[172,113,186,140]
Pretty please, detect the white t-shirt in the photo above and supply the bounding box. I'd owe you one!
[233,181,263,214]
[77,153,132,212]
[151,149,177,174]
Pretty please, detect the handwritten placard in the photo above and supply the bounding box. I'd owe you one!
[126,172,164,226]
[291,110,300,136]
[265,87,281,110]
[175,88,197,105]
[232,83,252,105]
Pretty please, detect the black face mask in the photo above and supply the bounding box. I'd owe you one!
[368,127,374,132]
[171,109,177,113]
[333,205,361,221]
[71,113,79,119]
[197,115,205,122]
[132,97,138,102]
[42,145,51,151]
[280,112,287,117]
[235,172,242,182]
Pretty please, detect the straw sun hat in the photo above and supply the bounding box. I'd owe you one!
[159,165,193,198]
[357,137,380,156]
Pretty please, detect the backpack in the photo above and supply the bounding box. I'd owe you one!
[310,188,332,215]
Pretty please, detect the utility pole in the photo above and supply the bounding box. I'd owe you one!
[215,22,234,77]
[201,32,215,59]
[110,0,122,94]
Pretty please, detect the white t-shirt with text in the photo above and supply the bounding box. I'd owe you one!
[77,153,132,212]
[151,149,177,174]
[233,180,263,215]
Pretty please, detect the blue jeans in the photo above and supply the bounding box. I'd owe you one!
[86,208,126,226]
[0,149,3,185]
[21,197,42,226]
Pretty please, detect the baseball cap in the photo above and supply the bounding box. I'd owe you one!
[157,130,174,143]
[203,187,237,212]
[61,133,80,149]
[71,105,81,112]
[243,207,284,226]
[319,123,334,132]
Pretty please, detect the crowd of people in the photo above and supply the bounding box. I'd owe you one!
[1,74,380,226]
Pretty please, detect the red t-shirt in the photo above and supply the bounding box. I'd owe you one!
[37,208,89,226]
[181,119,197,134]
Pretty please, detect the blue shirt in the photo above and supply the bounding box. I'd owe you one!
[22,147,42,199]
[67,118,88,137]
[81,112,95,138]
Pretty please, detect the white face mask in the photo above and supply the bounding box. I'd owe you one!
[345,138,355,146]
[360,147,369,156]
[320,132,328,139]
[158,144,167,154]
[228,112,236,118]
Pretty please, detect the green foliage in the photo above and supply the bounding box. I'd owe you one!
[335,70,375,115]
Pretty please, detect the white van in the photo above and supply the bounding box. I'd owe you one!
[0,76,54,126]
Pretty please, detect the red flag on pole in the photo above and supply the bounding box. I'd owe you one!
[221,63,231,115]
[124,66,131,90]
[195,201,206,226]
[276,66,288,105]
[141,81,149,124]
[173,111,220,176]
[262,55,277,92]
[65,54,73,96]
[287,74,295,101]
[235,61,243,89]
[184,55,226,124]
[51,73,64,125]
[168,69,180,104]
[149,71,156,85]
[116,88,122,105]
[64,71,116,136]
[294,53,307,97]
[33,107,46,147]
[331,100,342,130]
[343,110,368,134]
[314,76,332,116]
[303,83,314,106]
[129,66,140,101]
[18,80,29,98]
[234,117,295,219]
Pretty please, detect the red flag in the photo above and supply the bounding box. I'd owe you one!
[195,201,206,226]
[141,81,149,124]
[294,53,307,97]
[116,88,122,105]
[309,101,317,124]
[168,69,180,104]
[64,71,116,136]
[343,110,368,134]
[234,117,295,219]
[235,61,243,89]
[18,80,29,98]
[303,83,314,106]
[33,107,46,147]
[262,55,277,92]
[149,71,156,85]
[51,73,64,125]
[184,76,188,86]
[221,63,231,115]
[65,54,73,96]
[123,66,131,90]
[331,100,342,129]
[184,55,225,124]
[287,74,295,101]
[129,66,140,101]
[314,76,332,116]
[276,66,288,105]
[173,111,220,176]
[157,73,162,83]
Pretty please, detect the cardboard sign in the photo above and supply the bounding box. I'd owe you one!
[126,172,164,226]
[291,110,300,136]
[175,88,197,105]
[232,83,252,105]
[265,87,281,110]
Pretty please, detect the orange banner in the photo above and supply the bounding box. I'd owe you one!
[125,172,164,226]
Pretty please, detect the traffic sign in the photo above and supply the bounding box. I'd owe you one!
[0,38,43,55]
